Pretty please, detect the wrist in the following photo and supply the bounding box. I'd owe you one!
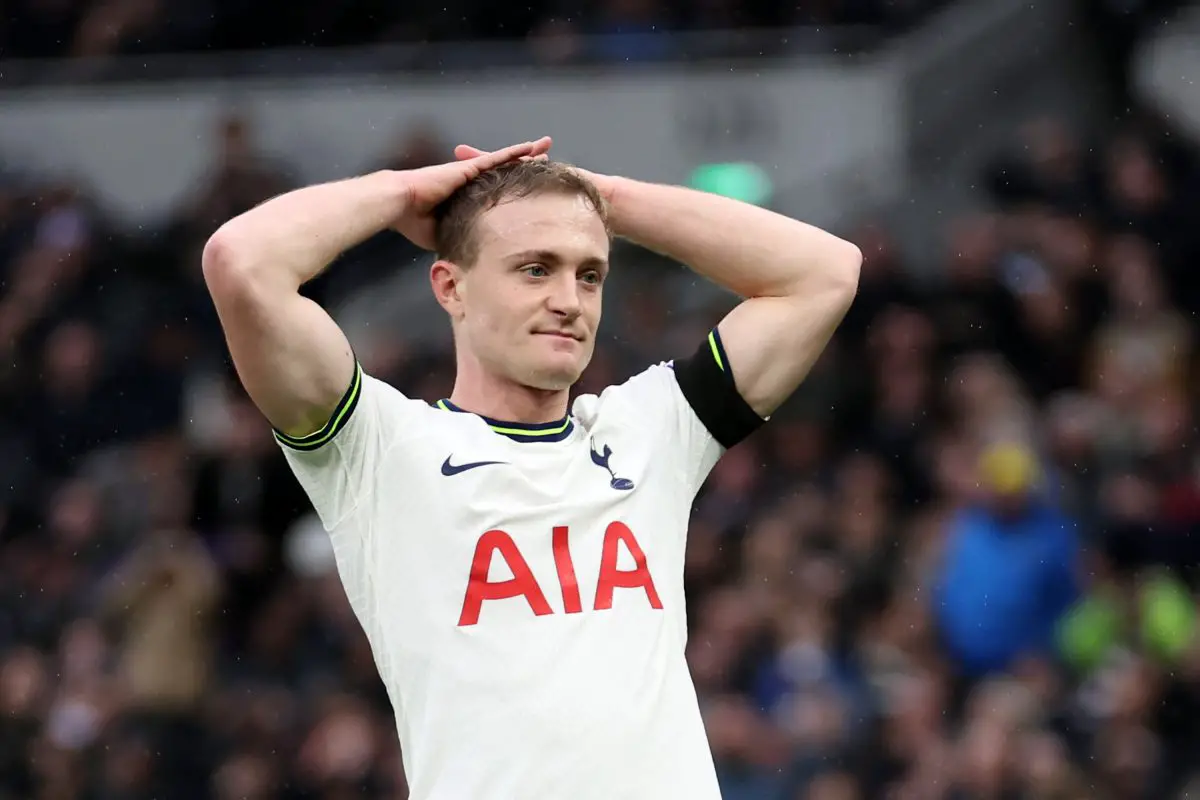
[601,176,639,235]
[602,174,633,206]
[367,169,413,219]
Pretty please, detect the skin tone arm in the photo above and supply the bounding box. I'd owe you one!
[202,138,553,438]
[599,177,861,418]
[452,144,861,418]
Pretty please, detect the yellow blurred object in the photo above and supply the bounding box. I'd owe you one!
[979,443,1040,494]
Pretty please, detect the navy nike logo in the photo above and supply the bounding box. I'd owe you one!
[441,456,508,476]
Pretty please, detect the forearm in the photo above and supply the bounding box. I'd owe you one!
[205,170,409,290]
[605,178,860,298]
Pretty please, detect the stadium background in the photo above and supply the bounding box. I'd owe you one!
[2,0,1200,797]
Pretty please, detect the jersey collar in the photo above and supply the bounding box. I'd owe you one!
[435,399,575,443]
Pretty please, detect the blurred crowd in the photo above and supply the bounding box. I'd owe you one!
[0,0,950,61]
[3,49,1200,800]
[692,113,1200,799]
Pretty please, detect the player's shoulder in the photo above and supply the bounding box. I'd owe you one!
[359,371,453,425]
[580,361,679,405]
[332,368,469,444]
[569,361,684,430]
[607,359,681,400]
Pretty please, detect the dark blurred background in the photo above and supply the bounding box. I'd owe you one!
[2,0,1200,798]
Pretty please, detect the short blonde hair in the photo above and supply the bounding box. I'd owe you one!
[433,160,609,266]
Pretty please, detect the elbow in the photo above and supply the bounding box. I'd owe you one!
[201,229,272,313]
[833,239,863,298]
[202,226,272,298]
[201,226,249,284]
[795,238,861,305]
[201,228,240,288]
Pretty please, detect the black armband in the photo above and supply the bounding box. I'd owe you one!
[672,328,765,449]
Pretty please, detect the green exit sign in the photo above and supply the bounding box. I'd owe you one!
[687,162,773,206]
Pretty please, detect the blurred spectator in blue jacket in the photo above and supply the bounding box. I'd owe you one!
[933,442,1082,678]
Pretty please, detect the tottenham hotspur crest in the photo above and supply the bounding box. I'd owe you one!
[590,438,635,491]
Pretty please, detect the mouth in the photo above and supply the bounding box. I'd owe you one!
[535,331,583,342]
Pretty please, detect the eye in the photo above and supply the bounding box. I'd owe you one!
[580,270,603,286]
[521,263,549,278]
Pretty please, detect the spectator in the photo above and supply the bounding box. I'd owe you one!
[932,442,1081,679]
[179,113,294,250]
[100,530,220,799]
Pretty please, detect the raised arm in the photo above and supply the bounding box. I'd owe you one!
[602,178,861,418]
[202,138,551,438]
[202,172,405,437]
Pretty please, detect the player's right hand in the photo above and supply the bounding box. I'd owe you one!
[392,137,553,250]
[453,142,617,204]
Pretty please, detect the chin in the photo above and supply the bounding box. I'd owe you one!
[522,354,588,391]
[527,365,583,391]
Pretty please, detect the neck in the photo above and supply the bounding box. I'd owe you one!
[449,356,570,424]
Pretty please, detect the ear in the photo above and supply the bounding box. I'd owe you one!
[430,259,466,319]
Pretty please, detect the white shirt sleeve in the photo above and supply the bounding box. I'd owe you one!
[275,365,417,531]
[275,365,429,613]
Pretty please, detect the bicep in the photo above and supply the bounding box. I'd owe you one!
[205,261,356,438]
[716,281,856,418]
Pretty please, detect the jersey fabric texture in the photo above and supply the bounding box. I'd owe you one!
[275,328,762,800]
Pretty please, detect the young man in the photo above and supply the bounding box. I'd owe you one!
[202,136,860,799]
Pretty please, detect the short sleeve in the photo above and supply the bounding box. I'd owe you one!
[275,363,413,530]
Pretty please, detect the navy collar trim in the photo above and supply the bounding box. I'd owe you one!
[435,399,574,443]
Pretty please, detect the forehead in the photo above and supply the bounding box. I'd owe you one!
[473,193,609,262]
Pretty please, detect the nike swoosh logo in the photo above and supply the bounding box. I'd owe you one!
[441,456,508,477]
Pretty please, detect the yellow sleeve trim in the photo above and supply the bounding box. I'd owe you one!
[273,362,363,452]
[708,329,727,373]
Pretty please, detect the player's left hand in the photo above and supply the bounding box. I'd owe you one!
[453,144,619,204]
[452,144,550,165]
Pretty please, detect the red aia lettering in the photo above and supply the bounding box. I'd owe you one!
[595,521,663,611]
[457,529,553,627]
[552,525,583,614]
[457,523,661,626]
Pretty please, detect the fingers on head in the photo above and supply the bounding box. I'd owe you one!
[458,137,552,168]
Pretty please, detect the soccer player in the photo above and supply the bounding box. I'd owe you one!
[202,136,860,799]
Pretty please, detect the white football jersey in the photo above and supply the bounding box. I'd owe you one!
[276,339,748,799]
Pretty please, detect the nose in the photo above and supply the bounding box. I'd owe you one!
[545,271,582,319]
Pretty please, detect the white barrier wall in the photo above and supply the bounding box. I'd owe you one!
[0,62,903,228]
